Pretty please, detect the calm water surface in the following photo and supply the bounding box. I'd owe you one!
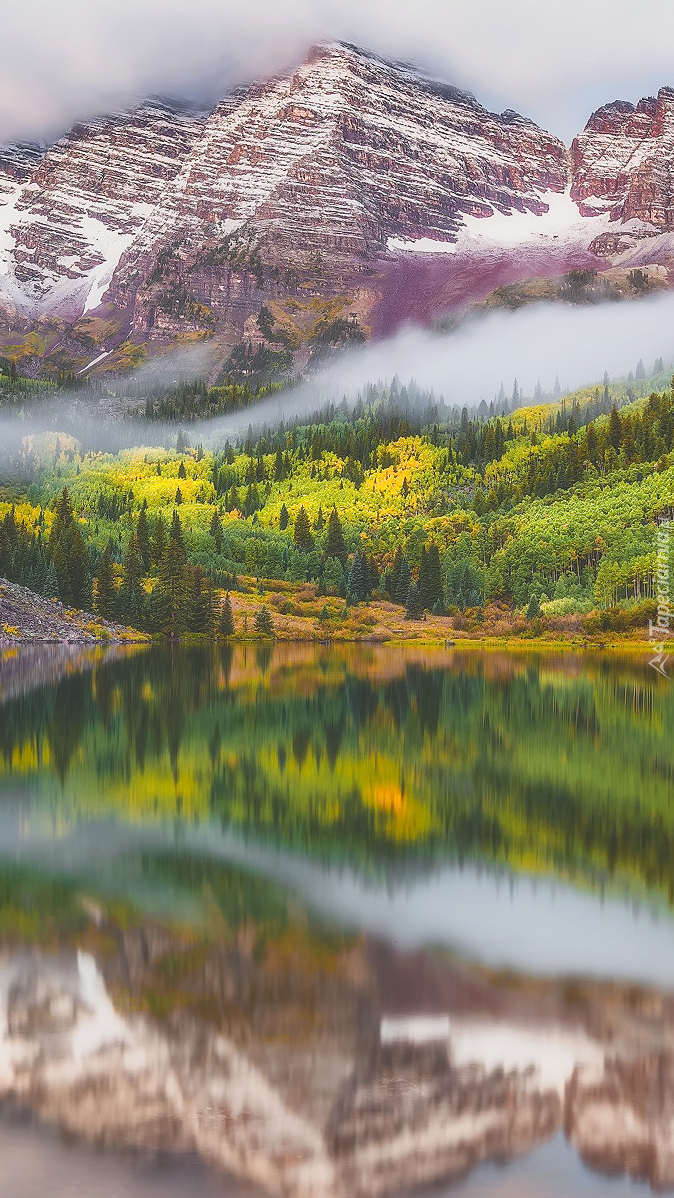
[0,644,672,1197]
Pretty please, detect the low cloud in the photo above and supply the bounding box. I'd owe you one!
[3,0,674,144]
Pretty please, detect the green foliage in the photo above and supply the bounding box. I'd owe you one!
[253,605,275,637]
[218,593,235,639]
[293,505,314,551]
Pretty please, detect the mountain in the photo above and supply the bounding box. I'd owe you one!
[0,43,672,380]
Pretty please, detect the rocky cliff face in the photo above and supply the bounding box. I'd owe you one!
[1,46,674,376]
[0,100,206,320]
[571,89,674,226]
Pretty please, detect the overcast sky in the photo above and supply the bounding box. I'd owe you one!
[3,0,674,145]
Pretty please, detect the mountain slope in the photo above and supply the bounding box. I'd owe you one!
[0,45,673,378]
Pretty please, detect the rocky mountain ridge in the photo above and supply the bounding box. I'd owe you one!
[1,43,673,380]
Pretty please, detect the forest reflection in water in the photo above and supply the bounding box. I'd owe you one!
[1,642,673,904]
[0,643,673,1198]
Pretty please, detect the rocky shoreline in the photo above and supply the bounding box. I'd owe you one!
[0,578,147,647]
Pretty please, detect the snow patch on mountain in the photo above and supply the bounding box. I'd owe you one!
[388,189,656,260]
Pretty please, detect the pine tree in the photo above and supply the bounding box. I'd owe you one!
[324,508,346,563]
[253,605,275,637]
[170,510,185,550]
[279,503,289,530]
[364,555,379,595]
[209,509,223,552]
[136,503,150,570]
[383,546,403,599]
[418,546,429,609]
[151,515,167,567]
[95,544,116,620]
[155,538,189,638]
[42,562,60,601]
[178,460,186,479]
[422,544,443,610]
[526,594,542,619]
[394,558,412,605]
[187,565,212,634]
[346,551,365,604]
[218,592,235,638]
[405,581,423,620]
[314,505,325,531]
[119,532,145,626]
[175,486,183,505]
[293,506,314,550]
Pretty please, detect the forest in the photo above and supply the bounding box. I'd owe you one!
[0,363,673,641]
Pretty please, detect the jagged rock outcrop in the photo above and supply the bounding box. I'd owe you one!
[571,89,674,227]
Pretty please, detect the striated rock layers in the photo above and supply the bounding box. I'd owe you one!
[2,44,674,374]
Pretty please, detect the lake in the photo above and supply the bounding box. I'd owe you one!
[0,643,673,1197]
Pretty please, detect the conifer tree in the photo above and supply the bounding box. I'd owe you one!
[42,562,60,601]
[209,509,223,552]
[394,558,412,605]
[279,503,289,530]
[324,507,346,563]
[119,532,145,626]
[136,503,150,570]
[405,581,423,620]
[253,605,275,637]
[293,506,314,550]
[178,460,186,479]
[218,592,235,638]
[170,510,185,550]
[346,551,367,604]
[175,486,183,505]
[95,544,116,620]
[151,515,167,567]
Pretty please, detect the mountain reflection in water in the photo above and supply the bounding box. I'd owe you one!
[0,644,673,1198]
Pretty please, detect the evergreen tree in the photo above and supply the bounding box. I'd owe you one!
[314,505,325,531]
[42,562,60,601]
[420,544,443,610]
[383,546,403,598]
[151,515,167,567]
[118,531,145,626]
[136,503,150,570]
[418,546,429,608]
[346,551,366,604]
[364,555,379,595]
[324,507,346,563]
[178,460,186,479]
[394,558,412,605]
[95,544,116,620]
[405,581,423,620]
[155,538,189,638]
[175,486,183,505]
[170,510,185,550]
[188,565,212,633]
[253,605,275,637]
[293,506,314,550]
[218,592,235,638]
[209,509,223,552]
[279,503,289,530]
[526,594,542,619]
